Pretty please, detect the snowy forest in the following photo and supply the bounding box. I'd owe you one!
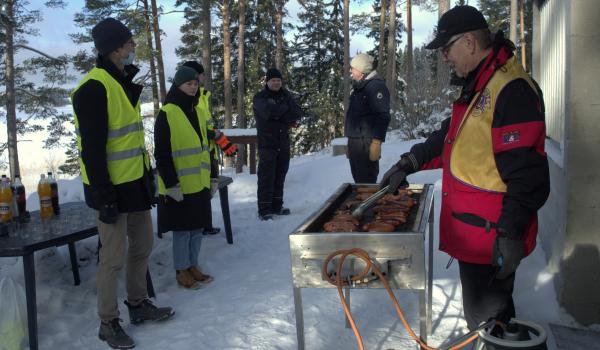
[0,0,533,180]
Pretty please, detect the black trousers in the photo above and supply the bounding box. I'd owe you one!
[348,137,379,183]
[459,261,516,331]
[257,147,290,215]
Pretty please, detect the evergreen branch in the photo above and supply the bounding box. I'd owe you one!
[14,44,67,63]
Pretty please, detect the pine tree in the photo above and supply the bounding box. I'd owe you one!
[1,0,71,178]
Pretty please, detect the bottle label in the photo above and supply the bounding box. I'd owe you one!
[40,197,52,208]
[0,202,10,214]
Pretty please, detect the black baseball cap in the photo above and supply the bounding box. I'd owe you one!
[425,5,488,50]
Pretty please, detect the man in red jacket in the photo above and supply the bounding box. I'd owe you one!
[380,6,549,331]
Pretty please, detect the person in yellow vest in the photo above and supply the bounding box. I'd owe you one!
[181,61,238,235]
[154,66,216,290]
[381,5,550,335]
[71,18,174,349]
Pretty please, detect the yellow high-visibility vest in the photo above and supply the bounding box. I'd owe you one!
[157,104,211,194]
[196,88,218,160]
[72,67,149,185]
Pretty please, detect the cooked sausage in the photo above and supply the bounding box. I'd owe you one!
[330,213,359,225]
[324,221,359,232]
[356,186,379,194]
[363,222,395,232]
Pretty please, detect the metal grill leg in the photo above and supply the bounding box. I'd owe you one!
[293,287,305,350]
[344,287,351,329]
[419,289,427,343]
[427,200,434,336]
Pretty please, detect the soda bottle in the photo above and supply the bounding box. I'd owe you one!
[38,174,53,220]
[12,175,26,217]
[0,175,13,223]
[47,172,60,215]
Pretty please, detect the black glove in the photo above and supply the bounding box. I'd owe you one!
[492,229,525,279]
[379,156,415,194]
[99,202,119,224]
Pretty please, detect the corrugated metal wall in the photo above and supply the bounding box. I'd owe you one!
[539,0,566,144]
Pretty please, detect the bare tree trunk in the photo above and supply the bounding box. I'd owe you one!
[377,0,387,74]
[150,0,167,102]
[236,0,246,173]
[405,0,413,90]
[386,0,397,110]
[275,1,285,69]
[519,0,527,70]
[142,0,159,115]
[437,0,451,94]
[202,0,212,94]
[4,0,20,178]
[343,0,350,112]
[510,0,518,44]
[222,0,232,129]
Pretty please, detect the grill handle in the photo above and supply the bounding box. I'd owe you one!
[351,185,389,219]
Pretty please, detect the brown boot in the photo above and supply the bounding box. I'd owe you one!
[188,266,214,284]
[176,269,201,289]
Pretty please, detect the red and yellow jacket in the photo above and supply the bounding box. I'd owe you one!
[410,46,549,264]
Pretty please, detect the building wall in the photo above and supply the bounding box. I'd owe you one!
[535,0,600,325]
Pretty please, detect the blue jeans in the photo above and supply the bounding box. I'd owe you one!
[172,229,203,270]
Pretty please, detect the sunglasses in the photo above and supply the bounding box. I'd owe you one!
[441,35,464,56]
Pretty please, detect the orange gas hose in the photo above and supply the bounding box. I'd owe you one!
[322,248,480,350]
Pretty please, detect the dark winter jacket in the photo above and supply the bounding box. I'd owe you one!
[406,34,549,264]
[345,71,391,141]
[253,86,303,149]
[154,85,212,233]
[72,55,155,212]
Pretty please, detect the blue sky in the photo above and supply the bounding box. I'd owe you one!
[19,0,456,83]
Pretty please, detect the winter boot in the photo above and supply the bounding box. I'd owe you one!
[124,299,175,325]
[203,227,221,235]
[175,269,201,290]
[188,266,214,284]
[259,212,274,221]
[99,318,135,349]
[272,207,291,215]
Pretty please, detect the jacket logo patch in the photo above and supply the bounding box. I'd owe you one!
[472,88,490,117]
[502,131,520,144]
[376,92,383,99]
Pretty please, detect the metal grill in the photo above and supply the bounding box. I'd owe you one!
[289,183,435,349]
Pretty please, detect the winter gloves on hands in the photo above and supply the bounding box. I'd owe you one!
[369,139,382,161]
[99,202,119,224]
[214,130,238,157]
[379,155,417,194]
[492,228,525,279]
[166,184,184,202]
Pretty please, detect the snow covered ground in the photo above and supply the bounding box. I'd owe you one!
[0,136,577,349]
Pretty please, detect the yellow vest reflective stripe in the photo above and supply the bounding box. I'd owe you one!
[196,88,218,160]
[71,67,148,185]
[450,56,539,192]
[157,103,211,195]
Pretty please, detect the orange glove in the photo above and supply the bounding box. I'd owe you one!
[369,139,382,161]
[215,131,238,157]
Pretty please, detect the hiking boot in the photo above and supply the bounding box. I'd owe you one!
[259,213,274,221]
[188,266,214,284]
[99,318,135,349]
[272,207,291,215]
[175,269,201,290]
[124,299,175,325]
[203,227,221,235]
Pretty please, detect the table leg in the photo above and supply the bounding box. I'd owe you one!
[293,287,305,350]
[250,142,257,174]
[427,200,434,336]
[23,253,38,350]
[146,268,156,299]
[68,242,80,286]
[219,186,233,244]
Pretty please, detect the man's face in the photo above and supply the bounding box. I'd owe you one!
[116,38,136,59]
[267,78,282,91]
[197,72,206,85]
[442,34,470,78]
[350,67,364,82]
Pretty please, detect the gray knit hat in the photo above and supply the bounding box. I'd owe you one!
[173,66,198,86]
[350,53,374,75]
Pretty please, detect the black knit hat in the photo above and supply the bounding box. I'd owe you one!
[425,5,488,49]
[182,61,204,74]
[173,66,199,87]
[92,18,133,55]
[266,68,283,82]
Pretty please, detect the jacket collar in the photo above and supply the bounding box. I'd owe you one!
[165,84,196,112]
[96,54,140,84]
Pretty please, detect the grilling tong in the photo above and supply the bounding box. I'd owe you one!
[351,185,390,219]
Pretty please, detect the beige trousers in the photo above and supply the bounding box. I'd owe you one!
[96,210,154,321]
